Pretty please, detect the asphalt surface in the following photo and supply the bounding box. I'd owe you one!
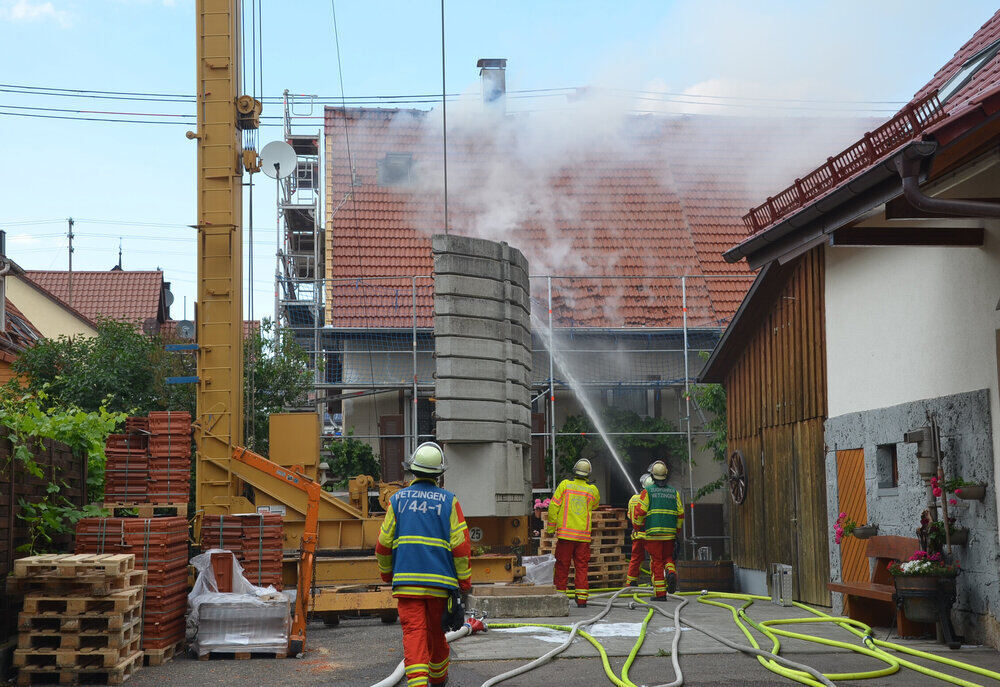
[126,602,1000,687]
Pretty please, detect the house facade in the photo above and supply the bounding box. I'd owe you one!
[704,10,1000,645]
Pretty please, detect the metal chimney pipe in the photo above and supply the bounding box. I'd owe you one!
[477,58,507,107]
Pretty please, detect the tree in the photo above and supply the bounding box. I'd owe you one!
[691,381,728,501]
[324,432,380,489]
[243,319,312,454]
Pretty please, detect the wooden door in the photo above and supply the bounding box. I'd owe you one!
[836,449,868,583]
[378,415,405,483]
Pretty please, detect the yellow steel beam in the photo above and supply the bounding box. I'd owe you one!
[195,0,244,516]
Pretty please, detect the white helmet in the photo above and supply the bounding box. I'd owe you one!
[404,441,447,475]
[573,459,592,478]
[639,473,654,489]
[650,460,669,481]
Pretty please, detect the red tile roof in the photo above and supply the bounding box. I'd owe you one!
[737,9,1000,243]
[0,299,41,361]
[325,108,868,329]
[25,270,166,325]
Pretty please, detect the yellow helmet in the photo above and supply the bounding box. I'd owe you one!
[639,473,654,489]
[404,441,447,475]
[572,459,592,478]
[650,460,669,481]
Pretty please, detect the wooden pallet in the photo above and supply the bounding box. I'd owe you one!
[101,503,187,518]
[9,571,146,598]
[17,619,142,651]
[15,650,142,686]
[13,554,135,578]
[142,639,184,667]
[14,637,141,669]
[22,587,143,616]
[19,606,143,634]
[197,650,287,661]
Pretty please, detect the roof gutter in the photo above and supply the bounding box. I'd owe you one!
[896,153,1000,218]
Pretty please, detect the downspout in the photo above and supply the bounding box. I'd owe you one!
[895,150,1000,218]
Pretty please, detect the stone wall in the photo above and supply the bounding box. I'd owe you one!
[825,389,999,646]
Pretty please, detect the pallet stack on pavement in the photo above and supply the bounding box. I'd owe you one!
[146,412,191,505]
[539,507,628,587]
[75,517,188,666]
[199,514,284,590]
[10,554,145,686]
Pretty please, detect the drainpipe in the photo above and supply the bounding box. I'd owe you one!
[895,152,1000,218]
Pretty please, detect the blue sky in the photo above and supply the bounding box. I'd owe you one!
[0,0,996,320]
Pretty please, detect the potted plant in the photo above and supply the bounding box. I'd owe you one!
[934,476,987,502]
[889,550,960,647]
[533,498,551,520]
[833,512,878,543]
[920,514,969,549]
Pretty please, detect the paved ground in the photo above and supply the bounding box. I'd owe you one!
[128,596,1000,687]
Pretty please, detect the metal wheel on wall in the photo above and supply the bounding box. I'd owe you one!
[728,450,747,505]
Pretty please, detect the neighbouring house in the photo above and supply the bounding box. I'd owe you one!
[0,299,42,384]
[309,60,872,549]
[702,10,1000,644]
[24,268,173,334]
[8,261,97,339]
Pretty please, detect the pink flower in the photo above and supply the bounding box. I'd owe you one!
[932,487,943,497]
[931,477,939,487]
[839,512,847,519]
[949,498,957,506]
[955,488,963,495]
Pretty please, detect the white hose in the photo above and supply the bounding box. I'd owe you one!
[479,587,633,687]
[369,624,471,687]
[642,595,686,687]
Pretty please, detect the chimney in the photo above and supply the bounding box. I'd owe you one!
[477,58,507,108]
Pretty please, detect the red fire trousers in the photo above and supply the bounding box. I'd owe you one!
[645,540,676,598]
[397,596,450,686]
[553,538,591,603]
[626,537,645,585]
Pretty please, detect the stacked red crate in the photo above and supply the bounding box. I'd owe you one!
[75,516,189,651]
[239,513,284,590]
[200,515,243,553]
[103,432,149,503]
[147,411,192,504]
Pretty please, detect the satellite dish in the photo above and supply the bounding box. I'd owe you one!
[142,318,159,336]
[163,288,175,308]
[176,320,195,340]
[260,141,297,179]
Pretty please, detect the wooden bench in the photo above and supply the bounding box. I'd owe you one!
[827,535,934,638]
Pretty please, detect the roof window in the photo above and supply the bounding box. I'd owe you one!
[938,38,1000,103]
[377,153,413,187]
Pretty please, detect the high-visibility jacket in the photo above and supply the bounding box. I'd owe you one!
[546,477,600,542]
[627,493,645,539]
[376,478,472,599]
[633,482,684,540]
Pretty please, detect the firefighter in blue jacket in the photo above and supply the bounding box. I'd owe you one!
[376,442,472,687]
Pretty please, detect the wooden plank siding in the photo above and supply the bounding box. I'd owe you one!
[836,449,869,584]
[723,246,830,605]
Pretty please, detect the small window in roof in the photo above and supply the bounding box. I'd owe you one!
[938,38,1000,103]
[377,153,413,187]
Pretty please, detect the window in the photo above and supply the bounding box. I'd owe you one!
[377,153,413,187]
[938,39,1000,103]
[876,444,898,490]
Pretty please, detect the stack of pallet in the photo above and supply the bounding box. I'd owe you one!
[539,507,628,587]
[147,411,191,505]
[75,517,189,666]
[199,514,284,590]
[10,554,145,686]
[104,433,149,503]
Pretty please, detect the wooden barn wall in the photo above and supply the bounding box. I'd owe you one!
[0,430,85,642]
[724,246,830,605]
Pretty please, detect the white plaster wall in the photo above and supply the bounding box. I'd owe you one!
[825,219,1000,535]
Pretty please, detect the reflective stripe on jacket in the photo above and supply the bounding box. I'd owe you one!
[627,493,645,539]
[375,479,472,598]
[633,482,684,540]
[547,477,600,542]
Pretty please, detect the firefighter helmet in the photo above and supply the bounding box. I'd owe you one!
[650,460,669,481]
[572,459,592,478]
[404,441,447,475]
[639,472,654,489]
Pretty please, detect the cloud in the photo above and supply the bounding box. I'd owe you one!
[0,0,70,26]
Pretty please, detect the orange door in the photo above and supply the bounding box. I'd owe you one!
[836,449,868,583]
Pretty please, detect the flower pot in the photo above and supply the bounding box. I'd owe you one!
[852,525,879,539]
[948,527,969,546]
[954,484,986,501]
[893,575,956,624]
